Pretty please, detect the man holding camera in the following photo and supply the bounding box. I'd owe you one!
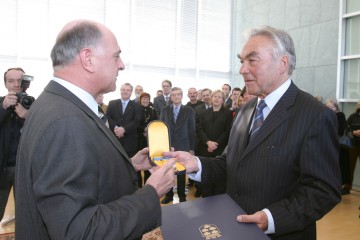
[0,67,31,223]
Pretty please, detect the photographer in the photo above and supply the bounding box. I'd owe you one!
[0,67,31,223]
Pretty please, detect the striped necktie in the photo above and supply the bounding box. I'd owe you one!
[250,100,267,139]
[174,106,179,123]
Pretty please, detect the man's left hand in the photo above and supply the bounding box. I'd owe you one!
[237,211,268,231]
[131,147,152,171]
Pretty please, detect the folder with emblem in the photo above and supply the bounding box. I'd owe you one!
[147,120,186,175]
[161,194,270,240]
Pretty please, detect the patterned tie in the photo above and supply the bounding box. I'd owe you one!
[165,96,169,106]
[174,106,179,123]
[250,99,267,139]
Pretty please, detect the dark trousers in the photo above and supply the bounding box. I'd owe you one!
[348,144,360,188]
[165,174,186,199]
[137,170,151,188]
[339,147,351,185]
[0,167,15,221]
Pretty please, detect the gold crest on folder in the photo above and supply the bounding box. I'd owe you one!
[199,224,222,239]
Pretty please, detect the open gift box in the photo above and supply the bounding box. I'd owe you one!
[147,120,186,175]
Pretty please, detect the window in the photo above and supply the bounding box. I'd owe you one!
[337,0,360,101]
[0,0,234,101]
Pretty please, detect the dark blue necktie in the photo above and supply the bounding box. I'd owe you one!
[250,100,267,139]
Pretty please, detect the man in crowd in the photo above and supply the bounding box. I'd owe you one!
[164,26,341,240]
[15,20,175,240]
[160,87,195,204]
[186,87,203,110]
[133,85,144,103]
[222,83,232,109]
[0,67,30,224]
[107,83,142,159]
[153,80,172,117]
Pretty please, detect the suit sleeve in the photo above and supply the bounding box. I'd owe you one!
[30,116,161,239]
[267,108,341,237]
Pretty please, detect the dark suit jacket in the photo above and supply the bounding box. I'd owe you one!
[160,105,195,152]
[153,95,172,118]
[200,82,341,239]
[225,97,232,109]
[0,97,24,173]
[197,106,233,157]
[15,81,161,240]
[107,99,142,156]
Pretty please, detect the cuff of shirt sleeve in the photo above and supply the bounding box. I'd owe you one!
[188,157,202,182]
[262,208,275,234]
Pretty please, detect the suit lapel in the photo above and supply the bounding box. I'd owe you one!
[242,82,298,157]
[45,81,132,164]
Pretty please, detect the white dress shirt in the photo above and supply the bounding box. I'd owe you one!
[53,77,98,115]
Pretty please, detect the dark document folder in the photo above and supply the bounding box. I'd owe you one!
[161,194,270,240]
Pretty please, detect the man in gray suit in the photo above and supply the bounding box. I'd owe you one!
[153,79,172,117]
[164,26,341,239]
[15,20,175,240]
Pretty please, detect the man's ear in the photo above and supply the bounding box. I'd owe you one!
[79,48,95,73]
[278,55,289,74]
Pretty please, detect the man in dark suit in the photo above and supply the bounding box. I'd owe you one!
[15,20,175,240]
[222,83,232,109]
[160,87,195,204]
[107,82,142,158]
[153,79,172,117]
[164,26,341,239]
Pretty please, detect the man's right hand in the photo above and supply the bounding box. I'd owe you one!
[2,91,17,109]
[162,151,199,173]
[146,158,176,197]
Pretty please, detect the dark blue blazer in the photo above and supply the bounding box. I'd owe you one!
[160,105,195,152]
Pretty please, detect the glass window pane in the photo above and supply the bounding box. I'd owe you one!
[345,15,360,55]
[343,59,360,99]
[346,0,360,14]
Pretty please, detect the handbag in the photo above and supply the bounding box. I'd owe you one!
[339,126,353,149]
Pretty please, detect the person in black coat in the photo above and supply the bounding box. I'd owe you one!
[197,90,232,196]
[136,92,157,187]
[346,100,360,193]
[325,99,351,195]
[0,67,31,222]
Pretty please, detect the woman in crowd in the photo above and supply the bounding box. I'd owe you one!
[197,90,233,196]
[136,92,157,187]
[325,99,351,195]
[346,100,360,194]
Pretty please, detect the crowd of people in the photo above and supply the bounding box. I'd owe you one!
[323,98,360,195]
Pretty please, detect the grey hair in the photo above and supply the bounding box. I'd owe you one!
[171,87,183,94]
[50,22,103,69]
[249,26,296,75]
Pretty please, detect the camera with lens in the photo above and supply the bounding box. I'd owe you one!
[16,74,35,109]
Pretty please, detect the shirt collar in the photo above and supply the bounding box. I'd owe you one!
[53,77,98,115]
[261,78,291,111]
